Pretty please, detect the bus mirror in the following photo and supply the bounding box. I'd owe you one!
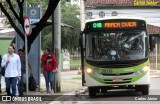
[149,35,155,52]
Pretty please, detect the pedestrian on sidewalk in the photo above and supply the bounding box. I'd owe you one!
[41,48,57,94]
[17,49,33,96]
[0,54,2,93]
[1,45,21,98]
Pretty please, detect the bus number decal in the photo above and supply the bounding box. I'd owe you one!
[100,69,113,74]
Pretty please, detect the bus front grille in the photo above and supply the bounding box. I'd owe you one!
[101,72,134,76]
[103,78,132,84]
[104,81,131,84]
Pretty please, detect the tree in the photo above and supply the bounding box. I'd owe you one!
[0,0,60,52]
[41,0,80,53]
[61,1,80,53]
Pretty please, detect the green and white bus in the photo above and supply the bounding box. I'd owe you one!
[79,17,151,97]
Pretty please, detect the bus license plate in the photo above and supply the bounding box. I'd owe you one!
[112,78,123,82]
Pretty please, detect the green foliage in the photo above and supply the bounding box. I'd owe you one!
[70,59,81,70]
[41,26,52,50]
[71,77,82,80]
[41,0,80,52]
[1,0,48,27]
[1,0,80,52]
[1,0,61,52]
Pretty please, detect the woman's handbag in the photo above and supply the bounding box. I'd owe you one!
[1,64,9,77]
[1,55,9,77]
[29,75,37,91]
[1,67,6,76]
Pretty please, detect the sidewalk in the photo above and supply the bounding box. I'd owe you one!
[39,70,83,94]
[0,70,83,94]
[0,70,84,104]
[150,69,160,78]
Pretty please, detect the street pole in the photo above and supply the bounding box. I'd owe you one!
[38,2,42,92]
[24,16,30,96]
[25,34,29,95]
[80,0,85,31]
[155,38,157,70]
[80,0,86,86]
[53,1,61,93]
[25,2,29,96]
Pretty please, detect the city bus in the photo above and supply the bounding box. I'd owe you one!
[79,17,151,97]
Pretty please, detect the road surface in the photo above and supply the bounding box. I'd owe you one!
[53,77,160,104]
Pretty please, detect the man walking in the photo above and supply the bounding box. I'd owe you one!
[18,49,33,96]
[1,45,21,98]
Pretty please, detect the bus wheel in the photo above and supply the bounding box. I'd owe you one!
[88,87,96,97]
[135,85,141,91]
[141,85,149,95]
[101,88,107,94]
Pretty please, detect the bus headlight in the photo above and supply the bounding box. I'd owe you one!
[135,66,150,75]
[86,68,92,73]
[141,66,150,72]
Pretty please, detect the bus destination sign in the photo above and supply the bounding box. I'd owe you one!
[85,20,146,31]
[93,22,137,29]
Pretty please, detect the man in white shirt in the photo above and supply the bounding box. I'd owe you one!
[1,45,21,97]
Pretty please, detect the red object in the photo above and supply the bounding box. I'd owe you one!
[18,51,23,57]
[41,53,57,72]
[24,16,31,36]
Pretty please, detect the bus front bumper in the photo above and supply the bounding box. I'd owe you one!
[85,71,150,87]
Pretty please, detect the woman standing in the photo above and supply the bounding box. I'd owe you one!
[41,48,57,94]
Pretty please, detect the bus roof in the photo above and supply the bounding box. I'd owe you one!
[86,17,146,23]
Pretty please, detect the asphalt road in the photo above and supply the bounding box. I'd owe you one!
[53,77,160,104]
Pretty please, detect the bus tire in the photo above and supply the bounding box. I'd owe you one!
[141,85,149,95]
[101,88,107,93]
[88,87,96,97]
[135,85,141,91]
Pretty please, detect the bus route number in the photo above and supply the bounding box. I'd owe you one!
[100,69,112,74]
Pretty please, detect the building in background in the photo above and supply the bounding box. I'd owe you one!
[0,28,16,55]
[0,9,15,55]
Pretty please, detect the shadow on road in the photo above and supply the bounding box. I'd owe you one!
[75,89,148,101]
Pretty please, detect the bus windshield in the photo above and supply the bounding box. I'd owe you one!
[86,30,147,61]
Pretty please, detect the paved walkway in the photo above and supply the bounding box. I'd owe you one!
[39,70,82,94]
[0,70,83,95]
[0,70,84,104]
[150,70,160,78]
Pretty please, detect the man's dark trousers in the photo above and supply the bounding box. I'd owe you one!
[5,77,18,97]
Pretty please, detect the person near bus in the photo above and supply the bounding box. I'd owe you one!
[120,49,129,60]
[131,38,142,50]
[1,45,21,98]
[17,49,33,96]
[41,48,57,94]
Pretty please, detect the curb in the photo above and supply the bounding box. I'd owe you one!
[49,87,88,103]
[75,87,88,95]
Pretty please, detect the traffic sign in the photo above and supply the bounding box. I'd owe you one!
[24,16,31,36]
